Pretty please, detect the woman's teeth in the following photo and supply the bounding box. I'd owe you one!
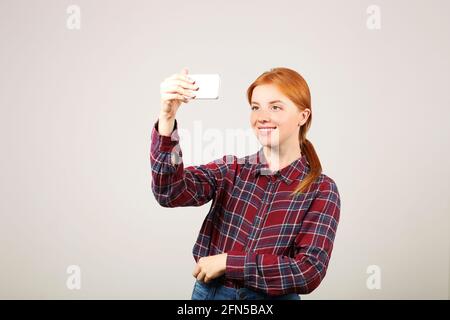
[258,127,277,134]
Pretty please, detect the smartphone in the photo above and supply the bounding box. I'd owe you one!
[187,74,220,99]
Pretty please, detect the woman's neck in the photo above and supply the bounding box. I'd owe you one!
[262,144,302,172]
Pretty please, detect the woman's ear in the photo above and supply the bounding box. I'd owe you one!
[298,109,311,126]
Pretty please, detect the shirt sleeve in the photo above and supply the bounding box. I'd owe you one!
[225,177,341,296]
[150,118,235,207]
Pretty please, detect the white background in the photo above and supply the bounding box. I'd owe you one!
[0,0,449,299]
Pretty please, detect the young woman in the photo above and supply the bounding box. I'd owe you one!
[150,67,341,300]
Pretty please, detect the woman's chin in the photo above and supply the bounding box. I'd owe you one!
[258,139,280,148]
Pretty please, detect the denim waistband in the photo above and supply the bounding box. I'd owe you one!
[192,278,301,300]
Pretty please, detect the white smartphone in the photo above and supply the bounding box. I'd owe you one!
[187,74,220,99]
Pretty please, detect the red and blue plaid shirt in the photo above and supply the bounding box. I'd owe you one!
[150,119,341,296]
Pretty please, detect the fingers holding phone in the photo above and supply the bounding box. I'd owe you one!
[159,67,199,118]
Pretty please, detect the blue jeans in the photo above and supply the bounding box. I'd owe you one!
[191,278,301,300]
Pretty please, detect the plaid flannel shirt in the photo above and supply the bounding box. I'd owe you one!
[150,118,341,296]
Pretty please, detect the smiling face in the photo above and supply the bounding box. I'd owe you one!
[250,84,310,151]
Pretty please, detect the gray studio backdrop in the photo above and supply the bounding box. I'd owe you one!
[0,0,449,299]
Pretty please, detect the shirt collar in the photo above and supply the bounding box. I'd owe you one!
[249,147,309,185]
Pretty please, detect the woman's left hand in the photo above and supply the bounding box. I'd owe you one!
[192,253,228,283]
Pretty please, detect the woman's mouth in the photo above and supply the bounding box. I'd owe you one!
[257,126,277,136]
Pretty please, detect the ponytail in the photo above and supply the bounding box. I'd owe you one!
[289,138,322,197]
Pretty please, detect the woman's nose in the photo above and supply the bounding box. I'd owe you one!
[257,109,272,122]
[257,118,271,124]
[257,113,270,123]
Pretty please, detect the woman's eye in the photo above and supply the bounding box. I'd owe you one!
[251,106,258,110]
[271,105,280,110]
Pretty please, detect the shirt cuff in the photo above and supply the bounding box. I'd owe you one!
[151,118,180,153]
[225,250,247,281]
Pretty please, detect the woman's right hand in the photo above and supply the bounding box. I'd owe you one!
[159,67,199,119]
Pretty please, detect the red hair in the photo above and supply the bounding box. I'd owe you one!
[247,67,322,196]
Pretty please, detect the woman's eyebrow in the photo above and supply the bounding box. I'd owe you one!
[251,100,285,105]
